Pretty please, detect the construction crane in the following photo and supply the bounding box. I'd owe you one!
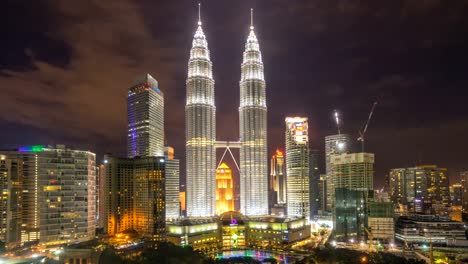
[364,227,375,253]
[357,102,378,152]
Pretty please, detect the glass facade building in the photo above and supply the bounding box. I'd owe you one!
[239,21,268,216]
[185,17,217,217]
[285,117,310,219]
[324,134,351,212]
[331,153,374,240]
[127,74,164,158]
[104,155,166,242]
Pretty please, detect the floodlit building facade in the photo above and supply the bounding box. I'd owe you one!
[185,15,217,217]
[216,163,234,215]
[127,74,164,158]
[167,213,311,252]
[104,154,166,242]
[0,145,96,246]
[389,165,450,215]
[239,18,269,216]
[285,117,310,219]
[270,149,286,206]
[324,134,351,212]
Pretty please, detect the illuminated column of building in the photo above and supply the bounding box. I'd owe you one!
[185,10,216,217]
[127,73,164,158]
[270,150,286,204]
[216,163,234,215]
[239,11,268,216]
[285,117,310,218]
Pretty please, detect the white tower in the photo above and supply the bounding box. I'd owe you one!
[185,4,216,217]
[239,9,269,216]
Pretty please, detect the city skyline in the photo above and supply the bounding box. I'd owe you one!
[2,1,468,187]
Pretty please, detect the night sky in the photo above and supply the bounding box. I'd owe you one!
[1,0,468,188]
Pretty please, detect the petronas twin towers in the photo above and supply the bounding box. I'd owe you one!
[186,7,268,217]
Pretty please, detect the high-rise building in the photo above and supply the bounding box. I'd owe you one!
[104,155,165,241]
[285,117,310,219]
[461,171,468,217]
[331,152,374,239]
[270,150,286,206]
[185,12,216,217]
[317,174,327,213]
[239,14,268,216]
[164,147,180,220]
[96,164,106,230]
[324,134,351,212]
[389,165,450,215]
[0,145,96,245]
[0,156,22,249]
[216,163,234,215]
[450,183,463,207]
[331,153,374,191]
[127,74,164,158]
[309,149,320,219]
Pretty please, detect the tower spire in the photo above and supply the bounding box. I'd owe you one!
[198,3,202,26]
[250,8,254,30]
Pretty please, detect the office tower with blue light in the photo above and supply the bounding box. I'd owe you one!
[127,74,164,158]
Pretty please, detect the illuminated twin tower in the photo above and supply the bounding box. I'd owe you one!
[186,7,268,217]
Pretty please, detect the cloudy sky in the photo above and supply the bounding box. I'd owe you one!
[1,0,468,187]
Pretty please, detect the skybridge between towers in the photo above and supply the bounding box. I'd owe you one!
[215,141,241,171]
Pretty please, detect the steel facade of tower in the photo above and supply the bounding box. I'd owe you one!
[285,117,310,219]
[127,74,164,158]
[185,18,216,217]
[324,134,351,212]
[239,22,269,216]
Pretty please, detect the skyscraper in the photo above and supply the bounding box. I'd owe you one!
[216,163,234,215]
[185,10,216,217]
[389,165,450,215]
[331,152,374,239]
[127,74,164,158]
[461,171,468,217]
[270,150,286,205]
[104,154,166,241]
[309,149,320,219]
[324,134,351,212]
[165,146,180,220]
[285,117,310,218]
[239,11,268,216]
